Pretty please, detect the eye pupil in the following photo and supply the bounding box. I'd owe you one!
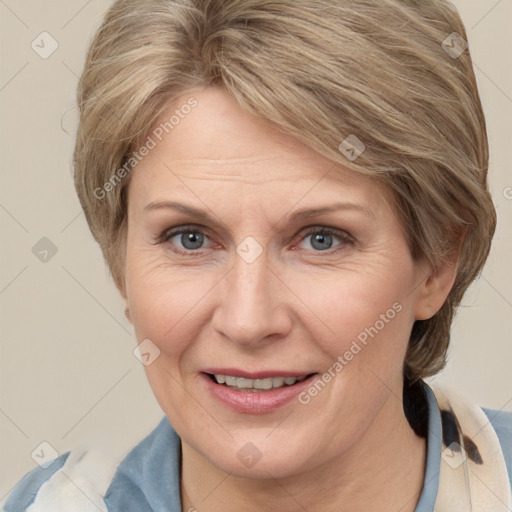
[311,232,333,251]
[182,231,204,250]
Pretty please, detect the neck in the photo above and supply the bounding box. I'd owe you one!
[180,382,427,512]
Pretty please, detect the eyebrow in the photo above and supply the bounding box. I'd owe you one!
[144,200,375,225]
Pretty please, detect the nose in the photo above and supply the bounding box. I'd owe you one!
[211,248,293,348]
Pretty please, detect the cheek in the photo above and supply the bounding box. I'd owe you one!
[125,248,216,360]
[124,256,214,419]
[292,257,415,353]
[125,228,417,378]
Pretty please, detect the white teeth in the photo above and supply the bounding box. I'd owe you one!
[253,378,273,390]
[236,377,254,389]
[213,374,308,390]
[225,376,237,386]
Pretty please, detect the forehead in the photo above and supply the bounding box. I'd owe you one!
[128,86,393,212]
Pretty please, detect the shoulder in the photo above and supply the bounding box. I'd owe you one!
[482,407,512,487]
[1,416,178,512]
[2,452,70,512]
[2,444,114,512]
[103,415,182,511]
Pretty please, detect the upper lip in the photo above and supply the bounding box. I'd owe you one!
[202,368,316,379]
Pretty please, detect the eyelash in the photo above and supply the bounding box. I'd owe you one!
[157,224,355,257]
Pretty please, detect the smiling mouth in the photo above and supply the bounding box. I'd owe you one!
[205,372,318,392]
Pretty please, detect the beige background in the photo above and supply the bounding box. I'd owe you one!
[1,0,511,499]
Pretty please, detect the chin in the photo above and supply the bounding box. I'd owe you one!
[214,453,306,480]
[198,435,315,480]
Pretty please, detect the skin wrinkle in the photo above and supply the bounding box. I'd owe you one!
[73,0,495,389]
[119,86,458,512]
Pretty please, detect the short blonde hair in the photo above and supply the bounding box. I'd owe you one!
[73,0,496,381]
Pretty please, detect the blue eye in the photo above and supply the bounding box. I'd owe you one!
[162,227,211,255]
[175,230,205,250]
[307,231,335,251]
[299,227,353,252]
[158,225,354,256]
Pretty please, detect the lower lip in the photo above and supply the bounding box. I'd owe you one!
[200,373,317,414]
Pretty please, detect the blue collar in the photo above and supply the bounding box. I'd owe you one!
[414,381,442,511]
[104,382,442,511]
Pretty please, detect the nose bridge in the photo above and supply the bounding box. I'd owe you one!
[231,249,275,321]
[214,246,288,344]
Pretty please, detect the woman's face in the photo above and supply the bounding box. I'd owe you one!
[122,85,437,478]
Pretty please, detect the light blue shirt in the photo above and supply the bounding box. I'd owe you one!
[4,383,512,511]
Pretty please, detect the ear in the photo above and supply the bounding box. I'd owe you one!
[114,272,127,300]
[113,273,132,323]
[413,241,463,321]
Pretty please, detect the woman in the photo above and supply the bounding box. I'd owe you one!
[4,0,511,511]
